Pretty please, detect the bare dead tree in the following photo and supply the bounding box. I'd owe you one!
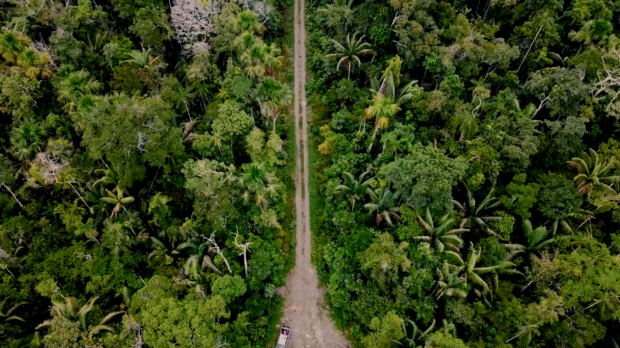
[594,57,620,118]
[206,234,232,273]
[170,0,222,53]
[234,228,252,277]
[34,152,91,209]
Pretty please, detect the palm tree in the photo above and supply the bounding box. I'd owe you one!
[449,246,521,294]
[453,184,503,237]
[369,56,415,104]
[242,45,267,79]
[56,70,102,113]
[365,94,401,151]
[235,10,265,34]
[452,110,479,141]
[434,262,467,299]
[238,162,281,209]
[323,33,375,80]
[363,187,401,225]
[0,297,27,323]
[172,83,196,121]
[262,43,282,75]
[177,239,222,278]
[122,47,165,71]
[379,123,415,158]
[335,171,374,211]
[394,318,435,347]
[92,165,122,189]
[504,220,555,265]
[100,186,135,219]
[414,208,469,252]
[85,185,110,219]
[36,297,123,335]
[10,120,47,161]
[255,79,292,132]
[568,148,620,195]
[506,322,541,346]
[17,48,52,79]
[0,31,29,63]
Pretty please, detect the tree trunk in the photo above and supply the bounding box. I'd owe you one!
[518,24,544,72]
[348,62,351,80]
[2,184,23,207]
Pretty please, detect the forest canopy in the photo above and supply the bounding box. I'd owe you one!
[0,0,293,347]
[307,0,620,346]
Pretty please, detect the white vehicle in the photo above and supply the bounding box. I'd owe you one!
[276,325,291,348]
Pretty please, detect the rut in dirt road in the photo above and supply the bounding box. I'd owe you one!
[279,0,349,346]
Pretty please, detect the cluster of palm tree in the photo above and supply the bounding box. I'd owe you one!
[238,162,281,209]
[0,31,52,78]
[55,69,102,114]
[334,171,403,225]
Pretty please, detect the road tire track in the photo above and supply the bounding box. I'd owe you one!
[279,0,349,346]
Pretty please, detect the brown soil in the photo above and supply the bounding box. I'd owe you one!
[278,0,350,347]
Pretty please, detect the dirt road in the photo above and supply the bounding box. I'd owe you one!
[279,0,349,346]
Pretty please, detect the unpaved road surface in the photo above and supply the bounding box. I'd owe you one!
[279,0,349,346]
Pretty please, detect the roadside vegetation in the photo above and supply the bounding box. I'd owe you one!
[0,0,294,347]
[307,0,620,346]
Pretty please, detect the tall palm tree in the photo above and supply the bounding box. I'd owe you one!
[0,31,29,63]
[506,322,541,347]
[394,318,435,347]
[453,184,503,237]
[365,94,401,152]
[238,162,281,209]
[414,208,469,252]
[363,187,401,226]
[434,262,467,299]
[100,186,135,219]
[262,43,282,75]
[122,48,165,87]
[235,10,265,34]
[452,110,479,141]
[568,148,620,195]
[17,48,52,79]
[177,239,222,278]
[0,297,27,323]
[55,70,102,113]
[85,185,111,219]
[121,47,165,71]
[255,79,292,132]
[10,120,47,161]
[323,33,375,80]
[92,165,122,189]
[449,246,521,294]
[172,83,196,121]
[36,297,123,335]
[504,220,555,265]
[335,171,374,211]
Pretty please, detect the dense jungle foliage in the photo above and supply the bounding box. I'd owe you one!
[0,0,295,347]
[308,0,620,346]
